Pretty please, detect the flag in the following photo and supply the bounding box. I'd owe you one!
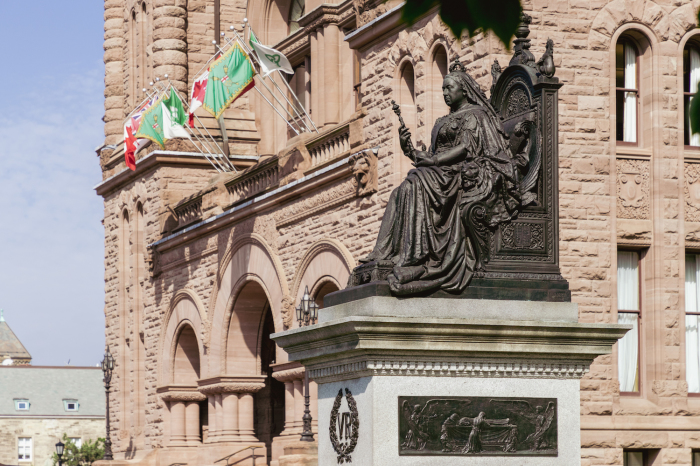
[249,35,294,76]
[162,90,190,139]
[189,70,208,127]
[135,93,167,150]
[124,97,155,170]
[202,41,255,119]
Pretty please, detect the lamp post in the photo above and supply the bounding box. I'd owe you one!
[55,441,64,466]
[101,347,115,461]
[296,286,318,442]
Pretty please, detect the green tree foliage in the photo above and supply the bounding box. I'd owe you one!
[51,434,105,466]
[401,0,523,48]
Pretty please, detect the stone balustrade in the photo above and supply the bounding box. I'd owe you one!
[306,126,350,168]
[173,195,203,230]
[225,158,280,206]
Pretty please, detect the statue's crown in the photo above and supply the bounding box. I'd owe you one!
[449,59,467,73]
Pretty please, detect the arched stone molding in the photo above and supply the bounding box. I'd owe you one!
[209,234,289,375]
[290,239,354,318]
[586,0,699,50]
[159,290,208,386]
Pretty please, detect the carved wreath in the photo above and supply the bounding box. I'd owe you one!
[329,388,360,464]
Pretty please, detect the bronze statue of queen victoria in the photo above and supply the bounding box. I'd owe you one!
[331,18,570,304]
[362,60,524,295]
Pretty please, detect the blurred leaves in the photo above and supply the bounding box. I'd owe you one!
[400,0,523,48]
[52,434,105,466]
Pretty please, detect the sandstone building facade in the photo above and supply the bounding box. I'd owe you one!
[97,0,700,464]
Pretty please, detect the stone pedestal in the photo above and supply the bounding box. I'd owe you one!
[272,297,629,466]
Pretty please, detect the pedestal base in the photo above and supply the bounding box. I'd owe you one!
[272,297,629,466]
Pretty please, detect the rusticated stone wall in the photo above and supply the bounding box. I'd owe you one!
[99,0,700,464]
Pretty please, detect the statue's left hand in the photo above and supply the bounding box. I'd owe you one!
[414,151,435,167]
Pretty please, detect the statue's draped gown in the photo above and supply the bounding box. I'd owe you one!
[365,103,520,295]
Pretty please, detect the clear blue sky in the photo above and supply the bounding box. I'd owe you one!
[0,1,106,366]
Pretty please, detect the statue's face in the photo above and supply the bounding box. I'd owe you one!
[443,76,465,107]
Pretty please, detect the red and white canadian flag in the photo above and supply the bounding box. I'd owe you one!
[123,97,155,170]
[189,70,209,127]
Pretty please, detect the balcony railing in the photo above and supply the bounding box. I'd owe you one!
[174,195,203,230]
[307,125,350,168]
[225,158,280,206]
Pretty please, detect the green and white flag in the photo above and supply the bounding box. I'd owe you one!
[249,31,294,77]
[162,90,190,139]
[203,41,256,119]
[135,89,190,148]
[135,93,167,149]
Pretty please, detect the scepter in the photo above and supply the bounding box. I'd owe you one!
[391,100,415,161]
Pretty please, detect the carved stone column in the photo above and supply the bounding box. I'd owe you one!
[185,401,201,445]
[323,23,341,126]
[169,401,187,446]
[198,375,266,443]
[222,392,239,441]
[152,0,188,94]
[207,395,217,443]
[158,385,206,447]
[103,0,125,148]
[293,378,304,432]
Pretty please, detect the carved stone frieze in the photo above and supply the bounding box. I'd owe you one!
[685,162,700,222]
[617,159,650,219]
[274,178,356,228]
[353,0,390,27]
[308,359,591,384]
[298,2,355,32]
[197,375,267,394]
[348,149,378,196]
[157,385,207,402]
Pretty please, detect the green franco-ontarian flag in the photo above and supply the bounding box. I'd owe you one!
[249,30,294,77]
[202,41,255,119]
[135,93,167,149]
[162,90,190,139]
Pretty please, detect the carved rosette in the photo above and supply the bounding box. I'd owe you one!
[685,162,700,222]
[617,159,650,219]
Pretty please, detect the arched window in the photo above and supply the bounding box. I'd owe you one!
[398,61,417,176]
[685,40,700,147]
[428,44,448,142]
[288,0,305,34]
[616,38,639,144]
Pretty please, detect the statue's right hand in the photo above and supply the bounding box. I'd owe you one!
[399,126,412,154]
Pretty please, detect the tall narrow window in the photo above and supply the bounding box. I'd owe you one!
[618,251,640,393]
[684,43,700,147]
[686,254,700,393]
[18,437,32,461]
[616,40,638,144]
[694,450,700,465]
[624,451,645,466]
[288,0,305,34]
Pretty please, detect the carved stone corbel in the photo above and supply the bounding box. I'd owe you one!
[348,149,378,196]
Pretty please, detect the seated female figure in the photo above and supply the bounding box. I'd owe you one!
[362,60,521,295]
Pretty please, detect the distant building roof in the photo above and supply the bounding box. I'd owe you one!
[0,366,105,417]
[0,311,31,363]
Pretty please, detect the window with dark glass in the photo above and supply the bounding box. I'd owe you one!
[288,0,305,34]
[684,42,700,147]
[616,39,639,144]
[618,251,640,393]
[624,451,645,466]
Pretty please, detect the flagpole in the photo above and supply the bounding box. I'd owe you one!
[168,84,235,172]
[213,40,301,137]
[223,33,308,134]
[243,21,319,133]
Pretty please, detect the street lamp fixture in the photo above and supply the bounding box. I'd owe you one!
[55,441,64,466]
[101,347,115,460]
[296,286,319,442]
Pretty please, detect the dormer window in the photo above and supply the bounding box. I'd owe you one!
[14,399,29,411]
[63,399,79,412]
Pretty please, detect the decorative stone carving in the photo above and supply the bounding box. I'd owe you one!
[281,295,295,330]
[617,159,650,219]
[398,396,557,456]
[353,0,389,27]
[274,178,357,228]
[329,388,359,464]
[272,365,306,383]
[348,149,378,196]
[157,385,207,402]
[146,246,161,278]
[685,162,700,222]
[197,376,267,395]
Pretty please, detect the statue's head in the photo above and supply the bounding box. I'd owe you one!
[443,59,489,110]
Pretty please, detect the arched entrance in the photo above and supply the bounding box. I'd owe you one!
[226,280,285,463]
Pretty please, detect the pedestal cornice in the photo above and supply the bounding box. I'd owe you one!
[157,384,208,402]
[197,375,267,394]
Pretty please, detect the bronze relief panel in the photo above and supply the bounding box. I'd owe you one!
[398,396,557,457]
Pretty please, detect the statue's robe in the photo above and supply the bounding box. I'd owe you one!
[365,103,519,295]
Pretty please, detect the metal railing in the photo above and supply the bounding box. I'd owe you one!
[215,445,262,466]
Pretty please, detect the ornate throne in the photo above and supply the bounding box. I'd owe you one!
[329,14,570,305]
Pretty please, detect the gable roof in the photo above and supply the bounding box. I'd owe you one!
[0,316,31,362]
